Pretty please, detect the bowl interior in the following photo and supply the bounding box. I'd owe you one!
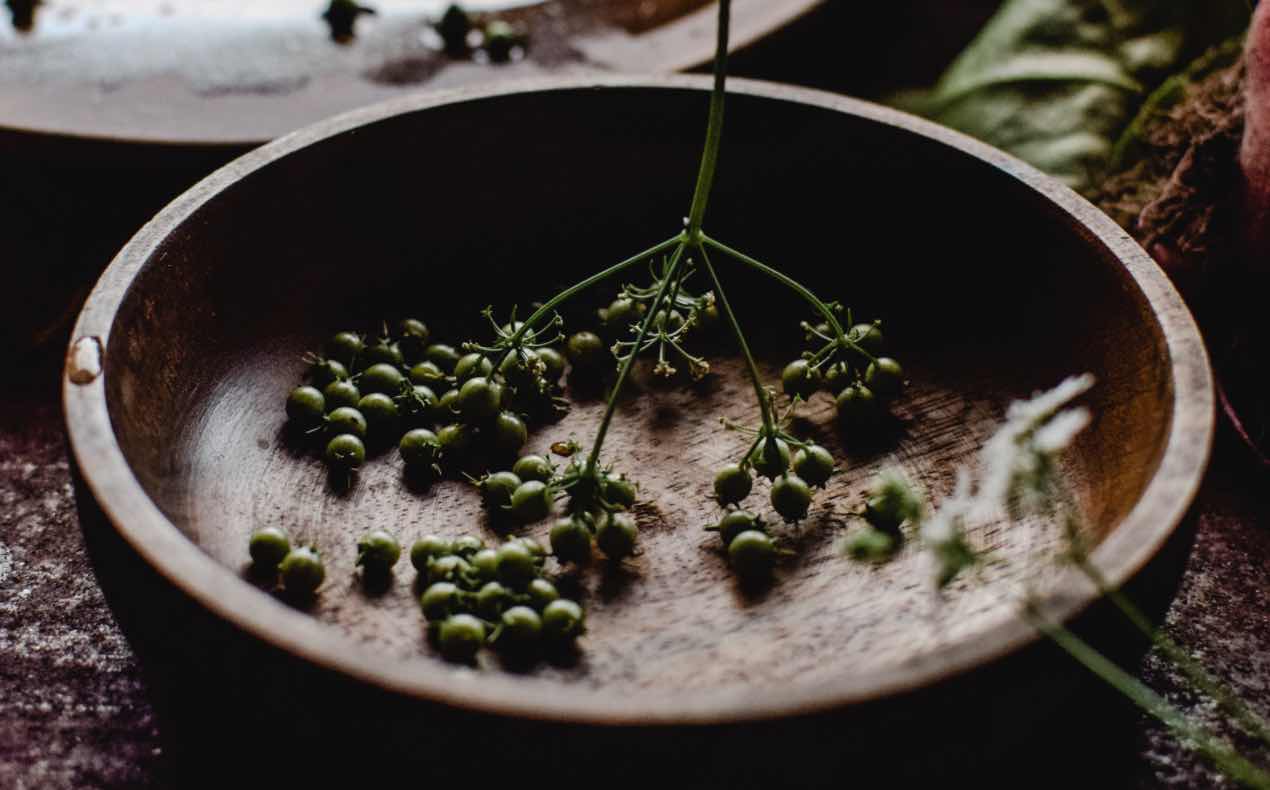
[89,83,1185,715]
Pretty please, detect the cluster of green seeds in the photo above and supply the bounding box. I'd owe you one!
[284,317,575,485]
[413,533,584,662]
[247,526,326,597]
[783,316,906,433]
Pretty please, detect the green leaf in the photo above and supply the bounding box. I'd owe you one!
[890,0,1250,193]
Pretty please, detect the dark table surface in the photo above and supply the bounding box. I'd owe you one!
[2,2,1268,786]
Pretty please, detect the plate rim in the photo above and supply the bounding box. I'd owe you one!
[0,0,823,146]
[62,73,1216,726]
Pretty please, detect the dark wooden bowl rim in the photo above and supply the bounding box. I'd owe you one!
[62,75,1215,726]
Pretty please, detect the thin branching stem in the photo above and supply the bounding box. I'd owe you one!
[696,242,774,433]
[496,234,685,367]
[585,243,688,473]
[701,234,877,364]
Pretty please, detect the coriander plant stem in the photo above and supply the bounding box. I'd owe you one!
[697,242,775,433]
[498,234,685,365]
[685,0,731,238]
[585,243,689,473]
[702,234,877,363]
[1025,606,1270,788]
[1077,556,1270,746]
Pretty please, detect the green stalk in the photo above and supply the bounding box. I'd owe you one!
[701,234,877,362]
[1025,606,1270,788]
[585,243,688,472]
[697,242,775,433]
[1076,557,1270,746]
[685,0,732,238]
[496,234,684,364]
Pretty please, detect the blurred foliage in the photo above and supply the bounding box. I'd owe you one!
[890,0,1251,192]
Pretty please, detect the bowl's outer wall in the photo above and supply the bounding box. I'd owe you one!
[65,79,1212,737]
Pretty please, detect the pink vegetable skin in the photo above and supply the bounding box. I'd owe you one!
[1241,2,1270,269]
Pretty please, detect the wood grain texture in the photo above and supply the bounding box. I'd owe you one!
[63,77,1213,724]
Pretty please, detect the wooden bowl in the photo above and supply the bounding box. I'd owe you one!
[64,77,1213,732]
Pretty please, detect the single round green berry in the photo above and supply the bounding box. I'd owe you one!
[356,530,401,575]
[497,605,542,648]
[526,578,559,610]
[514,536,546,559]
[438,614,485,662]
[436,388,461,420]
[550,515,593,564]
[457,377,501,423]
[437,423,475,459]
[541,599,585,641]
[324,434,365,470]
[361,339,404,369]
[512,454,553,483]
[864,358,904,401]
[713,462,753,505]
[847,322,885,356]
[793,444,835,488]
[748,437,791,480]
[359,363,405,395]
[452,535,485,557]
[454,353,494,383]
[279,546,325,595]
[471,548,499,581]
[357,392,399,431]
[409,361,447,386]
[326,332,364,367]
[325,406,367,439]
[248,526,290,570]
[566,331,608,372]
[397,385,438,426]
[420,581,461,621]
[397,318,431,362]
[728,530,776,579]
[427,554,474,586]
[596,511,638,561]
[781,359,820,400]
[478,471,522,510]
[309,358,349,389]
[836,383,879,427]
[495,541,538,587]
[821,361,853,395]
[771,474,813,523]
[602,475,637,508]
[489,412,528,457]
[602,297,642,328]
[537,347,567,381]
[323,379,361,411]
[715,510,762,546]
[399,428,441,468]
[425,343,461,373]
[506,480,553,524]
[477,581,513,620]
[286,386,326,426]
[498,348,541,385]
[410,536,452,570]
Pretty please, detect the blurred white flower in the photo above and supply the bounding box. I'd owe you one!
[979,374,1095,519]
[920,469,979,588]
